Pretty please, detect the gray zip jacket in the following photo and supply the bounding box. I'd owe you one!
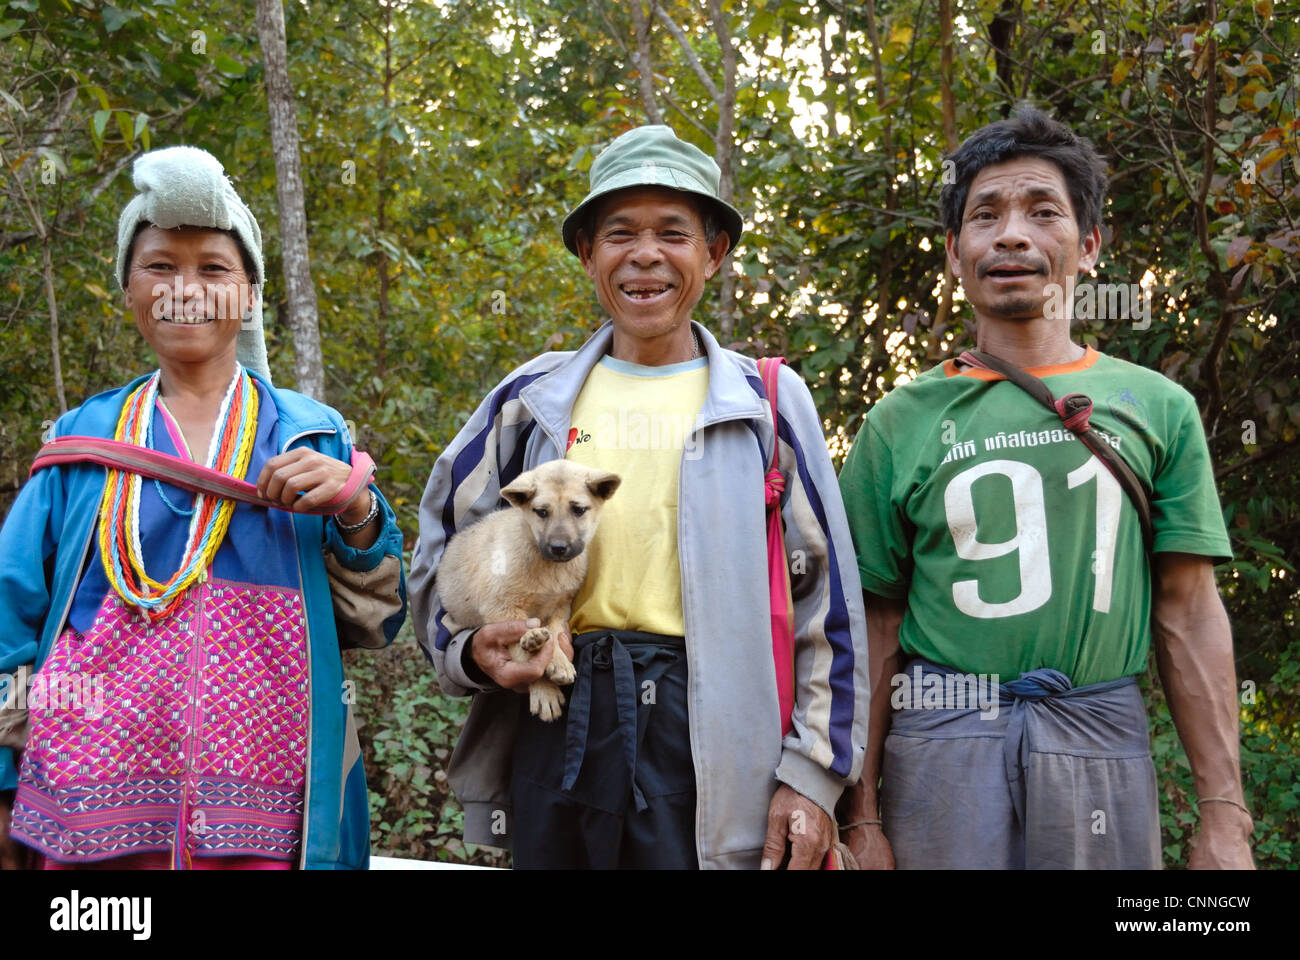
[410,320,867,868]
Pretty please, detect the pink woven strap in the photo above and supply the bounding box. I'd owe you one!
[30,436,375,516]
[758,356,795,737]
[758,357,784,471]
[764,467,786,507]
[1054,394,1094,433]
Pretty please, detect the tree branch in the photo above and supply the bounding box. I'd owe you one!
[1215,437,1300,480]
[660,87,715,141]
[654,5,722,105]
[629,2,664,123]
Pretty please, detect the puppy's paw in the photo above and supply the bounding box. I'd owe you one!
[519,626,550,654]
[545,655,576,686]
[529,681,566,722]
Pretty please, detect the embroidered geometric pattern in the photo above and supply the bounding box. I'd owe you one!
[11,580,309,863]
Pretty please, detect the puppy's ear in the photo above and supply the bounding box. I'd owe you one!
[501,478,537,508]
[586,471,621,502]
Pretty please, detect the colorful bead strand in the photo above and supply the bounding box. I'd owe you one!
[97,365,259,620]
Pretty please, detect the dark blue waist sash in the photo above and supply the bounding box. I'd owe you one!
[561,630,686,812]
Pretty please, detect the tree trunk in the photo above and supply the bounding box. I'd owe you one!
[0,131,69,414]
[863,0,897,334]
[934,0,958,333]
[41,232,67,415]
[630,2,664,123]
[256,0,325,401]
[706,0,738,339]
[376,1,393,381]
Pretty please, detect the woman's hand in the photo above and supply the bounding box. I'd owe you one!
[256,449,381,547]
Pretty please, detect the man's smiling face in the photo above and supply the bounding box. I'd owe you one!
[575,186,729,345]
[945,155,1100,323]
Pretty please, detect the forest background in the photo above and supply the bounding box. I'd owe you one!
[2,0,1296,867]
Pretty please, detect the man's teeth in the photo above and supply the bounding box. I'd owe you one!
[622,285,670,299]
[162,316,216,324]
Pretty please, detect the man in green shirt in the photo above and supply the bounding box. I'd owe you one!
[837,107,1254,869]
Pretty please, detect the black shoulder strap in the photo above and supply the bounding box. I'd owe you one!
[959,349,1155,552]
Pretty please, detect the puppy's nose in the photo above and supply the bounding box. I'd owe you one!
[547,542,569,560]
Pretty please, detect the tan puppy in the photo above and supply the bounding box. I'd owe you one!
[436,460,621,721]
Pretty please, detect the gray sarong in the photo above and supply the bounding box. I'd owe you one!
[883,659,1162,870]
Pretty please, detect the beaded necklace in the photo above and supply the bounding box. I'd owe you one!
[97,364,259,620]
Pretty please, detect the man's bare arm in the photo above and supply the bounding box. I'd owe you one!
[839,590,906,869]
[1151,552,1254,869]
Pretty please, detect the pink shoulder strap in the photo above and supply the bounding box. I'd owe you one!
[758,357,795,736]
[758,357,782,473]
[30,435,374,516]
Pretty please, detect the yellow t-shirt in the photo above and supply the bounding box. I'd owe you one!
[565,353,709,636]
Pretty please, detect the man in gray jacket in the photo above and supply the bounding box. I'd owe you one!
[410,125,867,869]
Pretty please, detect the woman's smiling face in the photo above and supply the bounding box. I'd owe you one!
[124,225,254,367]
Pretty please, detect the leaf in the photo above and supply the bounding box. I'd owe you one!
[1111,57,1136,86]
[1256,148,1287,175]
[115,109,133,145]
[101,4,141,32]
[91,109,110,141]
[0,17,22,40]
[35,147,66,176]
[1225,236,1252,267]
[0,88,24,114]
[138,48,162,80]
[214,54,246,77]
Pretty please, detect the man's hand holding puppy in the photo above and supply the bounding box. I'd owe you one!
[468,619,574,692]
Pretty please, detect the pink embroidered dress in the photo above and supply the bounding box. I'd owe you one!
[11,381,310,868]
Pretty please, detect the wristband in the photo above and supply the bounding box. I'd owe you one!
[1199,796,1253,820]
[840,817,882,831]
[334,489,378,534]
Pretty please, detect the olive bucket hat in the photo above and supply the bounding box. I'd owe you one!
[561,124,744,256]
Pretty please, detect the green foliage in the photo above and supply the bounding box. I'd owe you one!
[344,621,508,867]
[3,0,1296,868]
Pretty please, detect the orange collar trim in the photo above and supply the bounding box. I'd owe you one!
[944,345,1101,381]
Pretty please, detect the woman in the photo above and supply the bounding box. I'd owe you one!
[0,146,406,869]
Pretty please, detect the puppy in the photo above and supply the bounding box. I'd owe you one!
[436,460,621,721]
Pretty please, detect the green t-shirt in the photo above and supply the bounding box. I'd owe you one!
[838,347,1232,686]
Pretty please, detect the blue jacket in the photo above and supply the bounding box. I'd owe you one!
[0,372,406,869]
